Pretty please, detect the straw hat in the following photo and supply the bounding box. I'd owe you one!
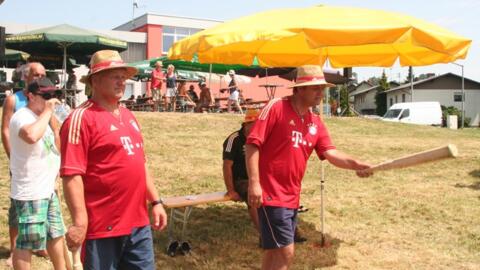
[228,70,235,76]
[244,108,260,123]
[289,65,335,88]
[80,50,137,85]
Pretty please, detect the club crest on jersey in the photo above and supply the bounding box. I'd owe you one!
[130,120,140,132]
[289,120,295,126]
[308,123,317,135]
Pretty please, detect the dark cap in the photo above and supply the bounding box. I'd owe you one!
[28,77,57,94]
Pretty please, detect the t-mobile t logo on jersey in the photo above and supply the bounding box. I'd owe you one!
[291,130,312,148]
[292,131,303,148]
[120,136,135,155]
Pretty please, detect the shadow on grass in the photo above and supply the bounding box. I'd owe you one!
[152,204,339,269]
[0,246,9,260]
[469,170,480,179]
[454,170,480,190]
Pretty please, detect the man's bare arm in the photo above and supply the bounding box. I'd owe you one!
[1,95,15,158]
[62,175,88,251]
[324,149,373,177]
[246,144,262,208]
[223,159,241,201]
[145,163,167,231]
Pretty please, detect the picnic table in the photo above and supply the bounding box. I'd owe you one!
[162,191,231,256]
[258,84,283,99]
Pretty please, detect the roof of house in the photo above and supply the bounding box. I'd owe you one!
[350,84,381,96]
[384,72,480,93]
[350,81,400,96]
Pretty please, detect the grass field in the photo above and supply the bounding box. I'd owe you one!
[0,112,479,269]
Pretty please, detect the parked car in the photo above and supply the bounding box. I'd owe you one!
[382,102,442,126]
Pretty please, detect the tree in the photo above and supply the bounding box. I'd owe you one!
[405,66,414,83]
[339,84,352,116]
[375,70,389,116]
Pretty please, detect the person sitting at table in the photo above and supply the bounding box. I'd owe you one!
[227,70,243,114]
[164,64,176,112]
[136,95,144,104]
[187,85,199,104]
[176,82,196,112]
[197,82,214,112]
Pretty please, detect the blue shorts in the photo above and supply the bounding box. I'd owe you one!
[258,206,298,249]
[83,226,154,270]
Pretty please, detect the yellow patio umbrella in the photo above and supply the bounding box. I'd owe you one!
[168,5,471,67]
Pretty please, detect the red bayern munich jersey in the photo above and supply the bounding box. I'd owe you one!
[246,97,336,209]
[60,100,149,239]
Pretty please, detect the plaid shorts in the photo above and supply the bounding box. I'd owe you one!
[13,193,66,250]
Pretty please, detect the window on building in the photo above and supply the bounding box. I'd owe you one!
[162,26,202,54]
[395,95,398,103]
[162,35,174,54]
[390,98,393,107]
[402,94,406,102]
[454,92,464,102]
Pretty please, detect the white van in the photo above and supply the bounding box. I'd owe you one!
[382,102,442,126]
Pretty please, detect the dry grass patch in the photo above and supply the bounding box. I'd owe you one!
[0,113,478,269]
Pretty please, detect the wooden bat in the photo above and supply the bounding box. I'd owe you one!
[365,144,458,173]
[56,184,83,270]
[71,249,83,270]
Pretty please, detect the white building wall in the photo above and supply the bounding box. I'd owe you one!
[387,89,480,126]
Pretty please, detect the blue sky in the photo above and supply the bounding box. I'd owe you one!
[1,0,478,82]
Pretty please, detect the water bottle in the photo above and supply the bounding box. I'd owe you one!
[54,104,70,123]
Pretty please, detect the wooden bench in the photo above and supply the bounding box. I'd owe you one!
[161,191,231,256]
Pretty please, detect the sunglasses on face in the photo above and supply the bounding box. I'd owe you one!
[34,92,56,100]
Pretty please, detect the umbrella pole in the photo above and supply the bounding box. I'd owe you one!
[62,45,67,89]
[265,68,268,85]
[410,66,414,102]
[208,64,212,90]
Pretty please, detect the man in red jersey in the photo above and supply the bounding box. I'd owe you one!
[246,65,373,270]
[60,50,167,269]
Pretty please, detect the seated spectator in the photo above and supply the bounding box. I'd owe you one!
[187,85,199,104]
[197,82,214,112]
[223,108,261,235]
[128,95,135,101]
[176,82,196,112]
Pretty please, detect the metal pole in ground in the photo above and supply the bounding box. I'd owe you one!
[320,160,326,246]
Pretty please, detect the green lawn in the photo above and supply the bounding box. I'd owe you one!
[0,113,479,269]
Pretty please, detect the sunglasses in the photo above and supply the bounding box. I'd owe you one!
[34,92,61,100]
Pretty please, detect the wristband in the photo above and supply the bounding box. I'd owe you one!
[150,199,163,207]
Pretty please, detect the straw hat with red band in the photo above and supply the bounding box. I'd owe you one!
[80,50,137,85]
[289,65,335,88]
[244,108,260,123]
